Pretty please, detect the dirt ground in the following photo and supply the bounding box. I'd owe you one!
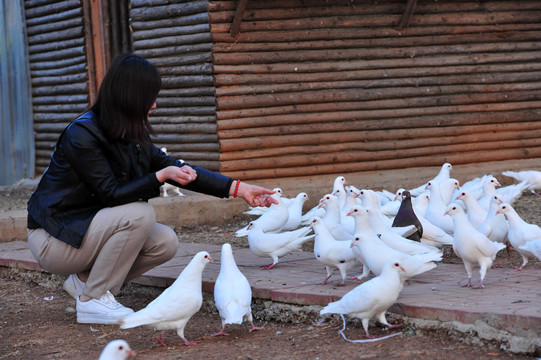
[0,183,540,359]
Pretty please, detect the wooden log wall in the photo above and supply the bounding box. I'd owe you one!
[130,0,220,171]
[24,0,90,175]
[209,0,541,180]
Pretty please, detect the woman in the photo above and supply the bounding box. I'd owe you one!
[27,53,276,325]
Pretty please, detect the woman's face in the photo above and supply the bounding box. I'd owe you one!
[148,102,157,115]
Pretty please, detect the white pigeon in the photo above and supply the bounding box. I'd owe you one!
[98,340,135,360]
[425,181,455,234]
[455,190,488,228]
[119,251,213,346]
[439,178,460,205]
[318,193,354,240]
[339,186,360,229]
[478,175,501,211]
[345,205,376,280]
[213,243,261,335]
[496,202,541,271]
[519,239,541,261]
[365,207,441,255]
[310,216,357,286]
[243,188,284,216]
[476,194,508,244]
[502,169,541,194]
[406,198,454,249]
[281,192,310,231]
[319,259,406,338]
[379,190,402,218]
[301,176,346,224]
[350,232,441,282]
[497,180,530,205]
[160,147,185,197]
[236,197,289,237]
[451,174,488,201]
[445,204,506,288]
[247,222,314,269]
[413,191,430,218]
[409,162,453,196]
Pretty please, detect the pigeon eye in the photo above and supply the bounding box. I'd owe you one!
[394,262,399,267]
[119,346,124,350]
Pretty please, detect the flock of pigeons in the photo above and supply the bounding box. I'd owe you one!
[98,164,541,357]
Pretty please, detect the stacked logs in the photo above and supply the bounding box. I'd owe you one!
[24,0,89,174]
[131,0,220,170]
[209,0,541,180]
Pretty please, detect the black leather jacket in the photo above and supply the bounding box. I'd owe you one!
[27,110,233,248]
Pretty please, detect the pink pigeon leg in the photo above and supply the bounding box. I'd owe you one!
[212,325,229,336]
[180,338,201,346]
[317,274,332,285]
[461,278,472,287]
[513,254,528,271]
[472,280,485,289]
[154,334,170,346]
[249,322,264,332]
[261,263,276,270]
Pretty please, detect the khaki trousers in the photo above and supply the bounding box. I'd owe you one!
[28,202,178,299]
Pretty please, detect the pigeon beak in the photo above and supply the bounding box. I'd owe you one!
[208,256,214,263]
[400,266,406,273]
[128,350,136,357]
[349,242,355,248]
[346,211,352,216]
[495,210,501,215]
[444,210,450,216]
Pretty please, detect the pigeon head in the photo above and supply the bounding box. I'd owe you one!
[455,192,467,200]
[495,203,512,216]
[99,339,135,360]
[444,204,462,216]
[346,205,366,217]
[195,251,213,264]
[392,261,407,273]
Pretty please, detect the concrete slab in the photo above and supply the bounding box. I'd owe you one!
[1,240,540,338]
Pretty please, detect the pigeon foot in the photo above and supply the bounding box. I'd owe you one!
[212,328,229,336]
[181,338,201,346]
[261,264,276,270]
[472,281,485,289]
[155,334,170,346]
[249,323,264,332]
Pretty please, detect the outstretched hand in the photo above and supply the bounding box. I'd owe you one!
[234,181,278,208]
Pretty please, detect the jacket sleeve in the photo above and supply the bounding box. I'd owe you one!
[61,124,162,206]
[150,145,234,198]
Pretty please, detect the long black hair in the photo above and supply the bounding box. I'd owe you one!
[91,53,162,144]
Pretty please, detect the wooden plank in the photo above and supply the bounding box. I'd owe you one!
[398,0,417,29]
[217,109,541,152]
[219,122,541,162]
[221,147,541,180]
[229,0,248,38]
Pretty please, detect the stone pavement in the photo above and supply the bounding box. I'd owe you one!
[1,239,540,340]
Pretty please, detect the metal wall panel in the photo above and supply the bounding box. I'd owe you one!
[0,0,34,185]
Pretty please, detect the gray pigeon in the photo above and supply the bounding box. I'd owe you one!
[391,190,423,241]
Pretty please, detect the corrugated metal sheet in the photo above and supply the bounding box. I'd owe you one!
[130,0,220,171]
[209,0,541,180]
[24,0,89,175]
[0,0,34,186]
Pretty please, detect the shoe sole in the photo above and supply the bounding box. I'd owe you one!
[77,313,127,325]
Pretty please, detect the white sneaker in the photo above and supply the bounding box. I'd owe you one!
[63,274,85,299]
[76,291,134,324]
